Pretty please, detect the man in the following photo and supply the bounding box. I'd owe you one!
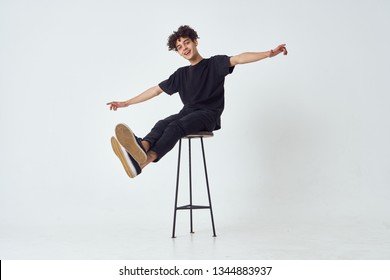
[107,25,287,178]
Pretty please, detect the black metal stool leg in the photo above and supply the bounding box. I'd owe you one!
[172,139,182,238]
[200,137,217,237]
[188,138,194,233]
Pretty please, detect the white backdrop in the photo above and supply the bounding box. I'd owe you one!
[1,0,390,259]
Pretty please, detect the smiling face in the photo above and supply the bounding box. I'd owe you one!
[175,36,200,63]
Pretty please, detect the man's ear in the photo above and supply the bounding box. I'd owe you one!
[194,39,198,46]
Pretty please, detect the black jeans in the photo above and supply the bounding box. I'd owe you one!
[143,107,218,162]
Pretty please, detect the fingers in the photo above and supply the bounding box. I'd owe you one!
[281,44,287,55]
[275,44,288,56]
[283,45,288,55]
[106,101,118,111]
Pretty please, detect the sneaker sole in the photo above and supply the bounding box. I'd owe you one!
[115,123,147,164]
[111,136,136,178]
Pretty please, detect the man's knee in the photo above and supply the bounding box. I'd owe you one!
[153,119,169,130]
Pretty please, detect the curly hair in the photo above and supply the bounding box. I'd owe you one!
[167,25,199,51]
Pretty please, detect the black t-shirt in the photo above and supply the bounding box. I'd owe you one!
[159,55,234,120]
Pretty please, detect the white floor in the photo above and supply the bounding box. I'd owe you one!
[1,218,389,260]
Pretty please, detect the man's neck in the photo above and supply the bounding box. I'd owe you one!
[189,53,204,65]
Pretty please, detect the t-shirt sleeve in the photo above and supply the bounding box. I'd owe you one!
[213,55,235,77]
[158,70,179,95]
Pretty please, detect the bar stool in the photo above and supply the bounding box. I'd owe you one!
[171,131,217,238]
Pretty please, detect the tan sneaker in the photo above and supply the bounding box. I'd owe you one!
[111,137,141,178]
[115,123,147,164]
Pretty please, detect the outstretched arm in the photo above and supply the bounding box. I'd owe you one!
[229,44,287,67]
[106,85,163,111]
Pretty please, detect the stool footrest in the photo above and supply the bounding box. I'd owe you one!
[176,204,211,210]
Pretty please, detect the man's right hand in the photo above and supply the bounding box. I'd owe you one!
[106,101,128,111]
